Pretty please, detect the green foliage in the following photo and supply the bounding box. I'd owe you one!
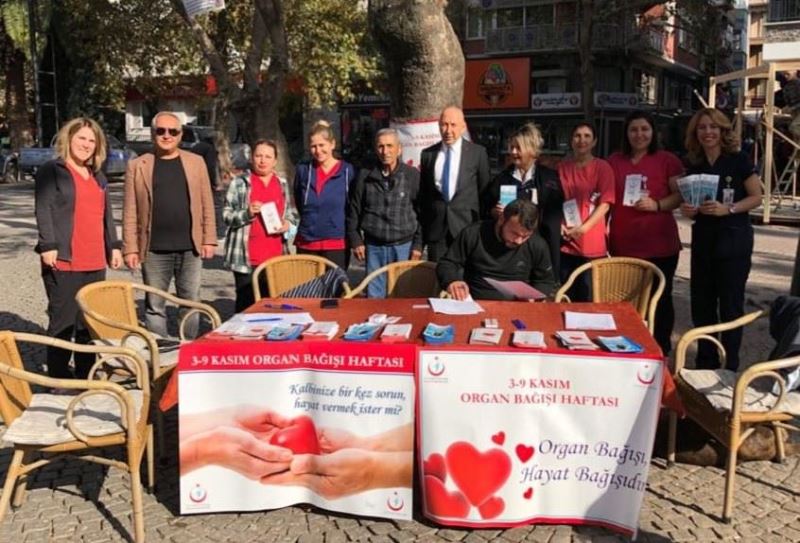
[1,0,50,62]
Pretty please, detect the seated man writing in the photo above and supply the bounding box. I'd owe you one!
[437,199,556,300]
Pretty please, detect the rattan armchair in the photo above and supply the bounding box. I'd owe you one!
[554,256,665,334]
[76,280,221,457]
[0,331,152,542]
[346,261,440,298]
[251,254,351,299]
[666,310,800,522]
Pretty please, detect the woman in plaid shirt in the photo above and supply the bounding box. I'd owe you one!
[223,140,298,311]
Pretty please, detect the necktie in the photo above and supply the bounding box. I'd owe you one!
[441,146,452,202]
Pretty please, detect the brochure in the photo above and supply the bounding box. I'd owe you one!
[265,324,305,341]
[469,327,503,345]
[342,323,381,342]
[484,277,546,301]
[562,198,581,227]
[555,330,599,351]
[380,324,413,343]
[499,185,517,207]
[622,174,643,206]
[422,323,455,345]
[302,322,339,341]
[511,330,546,349]
[260,202,283,234]
[596,335,643,354]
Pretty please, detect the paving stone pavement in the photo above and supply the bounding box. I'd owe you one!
[0,181,798,542]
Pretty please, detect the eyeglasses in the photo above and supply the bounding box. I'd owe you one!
[154,127,181,137]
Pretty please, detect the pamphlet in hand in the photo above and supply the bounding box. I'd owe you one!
[469,327,503,345]
[555,330,599,351]
[484,277,546,301]
[677,174,720,207]
[622,174,643,206]
[380,324,413,343]
[596,335,643,354]
[302,322,339,341]
[260,201,283,234]
[499,185,517,207]
[562,198,581,227]
[422,323,455,345]
[511,331,546,349]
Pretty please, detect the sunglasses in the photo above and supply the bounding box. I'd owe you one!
[154,127,181,137]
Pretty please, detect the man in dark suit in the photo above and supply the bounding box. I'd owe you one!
[420,106,491,261]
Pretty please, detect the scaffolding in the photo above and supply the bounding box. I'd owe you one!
[708,60,800,224]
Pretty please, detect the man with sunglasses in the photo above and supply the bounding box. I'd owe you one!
[123,111,217,338]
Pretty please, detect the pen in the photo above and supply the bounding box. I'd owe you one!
[262,303,303,310]
[512,319,526,330]
[244,317,283,323]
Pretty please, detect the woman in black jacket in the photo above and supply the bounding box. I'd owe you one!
[485,122,564,280]
[35,117,122,379]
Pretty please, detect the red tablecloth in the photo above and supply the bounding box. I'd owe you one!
[159,299,682,415]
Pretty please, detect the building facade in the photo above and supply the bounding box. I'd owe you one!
[457,0,732,166]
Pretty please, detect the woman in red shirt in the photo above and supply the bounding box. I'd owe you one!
[608,110,684,355]
[34,117,122,379]
[557,122,615,301]
[223,140,297,311]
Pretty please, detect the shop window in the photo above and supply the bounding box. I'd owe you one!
[635,70,658,105]
[595,67,623,93]
[497,7,523,28]
[769,0,800,23]
[534,77,567,94]
[467,7,493,39]
[526,5,554,26]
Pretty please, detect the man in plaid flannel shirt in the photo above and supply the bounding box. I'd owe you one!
[347,129,423,297]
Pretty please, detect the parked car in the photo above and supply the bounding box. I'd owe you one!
[0,141,20,184]
[19,133,136,180]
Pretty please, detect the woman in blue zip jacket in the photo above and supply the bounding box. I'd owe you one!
[293,120,356,270]
[680,108,762,371]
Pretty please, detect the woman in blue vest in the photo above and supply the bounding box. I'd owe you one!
[293,120,356,270]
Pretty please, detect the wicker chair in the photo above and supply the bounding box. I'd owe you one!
[0,331,151,542]
[76,280,221,458]
[666,310,800,522]
[346,261,440,298]
[554,256,665,334]
[251,254,351,299]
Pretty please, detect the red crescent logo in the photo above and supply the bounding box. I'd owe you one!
[386,493,404,511]
[637,366,656,385]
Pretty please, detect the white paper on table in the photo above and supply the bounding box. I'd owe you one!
[229,312,315,325]
[428,297,485,315]
[564,311,617,330]
[260,202,283,234]
[562,198,581,227]
[484,277,546,300]
[622,174,643,206]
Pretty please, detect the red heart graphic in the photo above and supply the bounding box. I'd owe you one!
[523,487,533,500]
[424,475,470,518]
[446,441,511,507]
[515,444,535,463]
[423,453,447,482]
[491,431,505,446]
[477,495,505,519]
[268,415,321,454]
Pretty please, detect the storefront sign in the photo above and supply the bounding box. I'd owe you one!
[418,350,662,536]
[594,92,640,109]
[531,92,582,110]
[464,58,530,110]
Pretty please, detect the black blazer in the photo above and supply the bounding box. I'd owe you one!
[486,164,564,279]
[419,139,491,244]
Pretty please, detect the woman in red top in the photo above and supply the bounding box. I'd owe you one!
[608,110,684,355]
[557,122,615,301]
[223,140,298,311]
[34,117,122,379]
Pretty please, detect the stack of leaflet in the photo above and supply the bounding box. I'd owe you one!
[677,174,719,207]
[596,335,643,354]
[469,327,503,345]
[555,331,599,351]
[511,331,546,349]
[302,322,339,341]
[422,323,454,345]
[265,324,305,341]
[380,324,413,343]
[343,323,382,341]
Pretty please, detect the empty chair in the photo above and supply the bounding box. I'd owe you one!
[555,256,665,334]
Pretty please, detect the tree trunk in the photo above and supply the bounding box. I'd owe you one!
[368,0,464,122]
[1,19,33,149]
[578,0,595,125]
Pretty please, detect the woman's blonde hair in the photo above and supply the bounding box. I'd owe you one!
[684,107,739,165]
[508,122,544,160]
[308,120,336,145]
[54,117,107,172]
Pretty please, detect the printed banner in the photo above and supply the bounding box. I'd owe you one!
[179,341,416,520]
[418,350,662,536]
[391,119,441,171]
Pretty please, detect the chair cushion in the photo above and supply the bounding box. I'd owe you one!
[679,368,800,416]
[2,390,144,446]
[281,268,349,298]
[93,337,181,367]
